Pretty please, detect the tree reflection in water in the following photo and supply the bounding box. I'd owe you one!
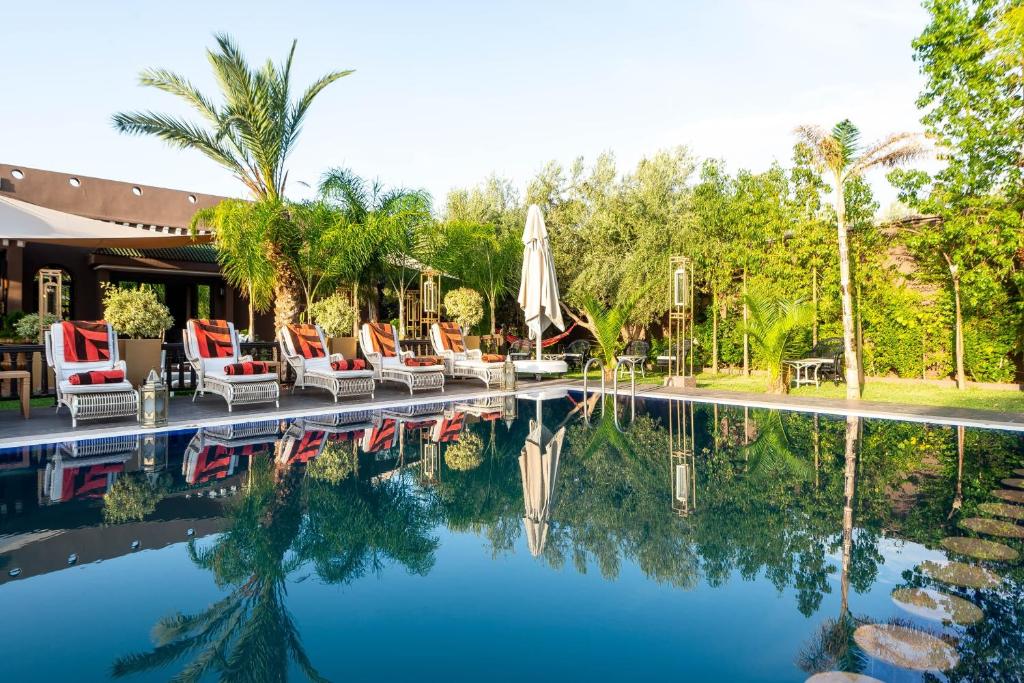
[112,439,439,682]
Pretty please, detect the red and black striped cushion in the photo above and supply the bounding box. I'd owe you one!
[437,322,465,352]
[481,353,506,363]
[282,431,325,465]
[364,419,396,452]
[404,356,442,367]
[436,414,465,442]
[192,319,234,358]
[223,361,271,376]
[330,358,366,372]
[68,369,125,385]
[367,323,397,357]
[287,323,326,359]
[61,321,111,362]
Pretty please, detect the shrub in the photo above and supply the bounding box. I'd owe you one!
[102,284,174,339]
[103,473,163,524]
[444,288,484,331]
[14,312,60,342]
[444,431,484,471]
[307,291,356,337]
[308,442,358,484]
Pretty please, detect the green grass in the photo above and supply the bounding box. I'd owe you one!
[566,368,1024,413]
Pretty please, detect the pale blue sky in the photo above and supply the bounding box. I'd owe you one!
[1,0,930,211]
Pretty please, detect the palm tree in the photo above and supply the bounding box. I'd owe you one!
[113,33,352,328]
[794,120,923,398]
[319,169,433,335]
[191,199,277,336]
[742,291,814,393]
[578,295,637,381]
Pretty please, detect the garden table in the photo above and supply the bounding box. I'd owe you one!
[783,358,833,387]
[0,370,31,418]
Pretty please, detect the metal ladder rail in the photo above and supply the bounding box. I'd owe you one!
[581,358,606,423]
[612,359,637,431]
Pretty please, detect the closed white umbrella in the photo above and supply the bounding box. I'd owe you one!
[517,204,564,362]
[518,398,566,557]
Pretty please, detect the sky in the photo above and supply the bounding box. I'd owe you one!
[1,0,932,213]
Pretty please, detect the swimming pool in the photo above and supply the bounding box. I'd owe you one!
[1,391,1021,682]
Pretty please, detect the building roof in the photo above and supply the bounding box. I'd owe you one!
[95,244,219,264]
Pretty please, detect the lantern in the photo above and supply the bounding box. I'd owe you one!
[37,268,63,341]
[139,433,168,483]
[139,369,169,428]
[502,393,518,429]
[673,263,689,308]
[421,441,440,483]
[421,270,440,314]
[502,356,517,391]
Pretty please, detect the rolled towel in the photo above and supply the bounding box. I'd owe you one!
[223,361,271,376]
[68,369,125,385]
[330,359,367,372]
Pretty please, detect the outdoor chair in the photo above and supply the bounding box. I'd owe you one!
[508,338,534,359]
[429,322,504,387]
[182,420,279,486]
[617,340,650,378]
[359,322,445,395]
[183,319,280,412]
[279,323,375,402]
[811,337,845,384]
[45,320,140,427]
[276,424,328,467]
[563,339,591,370]
[295,409,377,438]
[43,436,139,504]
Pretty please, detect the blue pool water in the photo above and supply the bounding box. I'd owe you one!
[1,393,1022,682]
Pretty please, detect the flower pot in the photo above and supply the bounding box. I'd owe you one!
[465,335,481,350]
[329,336,357,359]
[118,338,163,388]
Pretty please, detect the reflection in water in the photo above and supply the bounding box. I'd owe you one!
[2,396,1023,681]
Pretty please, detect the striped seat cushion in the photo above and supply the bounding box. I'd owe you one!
[68,369,125,385]
[437,322,465,352]
[192,320,234,358]
[404,356,442,367]
[366,323,398,357]
[481,353,506,363]
[223,361,271,376]
[61,321,111,362]
[287,324,326,359]
[330,359,367,372]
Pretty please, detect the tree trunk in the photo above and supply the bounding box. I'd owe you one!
[950,424,965,518]
[742,265,749,377]
[489,295,497,336]
[840,415,859,616]
[397,288,406,340]
[856,281,865,389]
[352,282,360,337]
[948,261,966,390]
[712,285,719,374]
[811,265,818,347]
[834,178,861,399]
[268,248,300,333]
[248,298,255,339]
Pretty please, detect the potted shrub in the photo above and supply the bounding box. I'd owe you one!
[308,291,357,358]
[443,288,484,349]
[102,284,174,387]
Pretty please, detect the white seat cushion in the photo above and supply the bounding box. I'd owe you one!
[206,372,279,384]
[513,359,568,374]
[307,367,375,380]
[59,380,135,394]
[454,359,503,370]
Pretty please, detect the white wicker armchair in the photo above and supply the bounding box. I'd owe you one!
[278,324,374,402]
[358,323,444,395]
[183,319,279,412]
[429,323,503,387]
[44,321,139,428]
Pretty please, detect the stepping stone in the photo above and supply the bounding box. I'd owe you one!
[993,489,1024,504]
[806,674,884,683]
[941,536,1019,562]
[853,623,959,671]
[919,560,1001,589]
[1013,468,1024,476]
[891,587,983,625]
[978,502,1024,521]
[959,517,1024,539]
[1001,478,1024,489]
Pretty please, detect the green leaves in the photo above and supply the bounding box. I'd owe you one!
[742,291,814,392]
[581,294,639,367]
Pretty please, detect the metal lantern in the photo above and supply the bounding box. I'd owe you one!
[502,393,518,429]
[139,369,169,428]
[501,356,517,391]
[673,263,689,309]
[420,441,440,483]
[421,269,440,314]
[667,256,696,388]
[37,268,63,341]
[139,433,168,483]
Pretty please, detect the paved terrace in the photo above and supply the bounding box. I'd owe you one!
[2,376,1022,447]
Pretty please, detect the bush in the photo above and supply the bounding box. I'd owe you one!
[307,291,356,337]
[444,288,484,331]
[102,284,173,339]
[103,473,163,524]
[444,431,484,471]
[308,442,358,484]
[13,312,60,342]
[964,316,1016,383]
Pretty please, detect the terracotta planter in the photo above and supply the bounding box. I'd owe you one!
[329,336,357,359]
[465,335,481,350]
[118,338,163,387]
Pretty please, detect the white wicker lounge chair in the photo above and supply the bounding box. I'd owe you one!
[359,322,445,395]
[278,323,375,402]
[429,322,504,387]
[183,319,279,412]
[44,321,140,428]
[182,420,279,486]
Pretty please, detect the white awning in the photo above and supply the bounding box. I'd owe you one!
[0,194,211,248]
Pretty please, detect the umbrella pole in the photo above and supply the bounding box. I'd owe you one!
[536,334,542,362]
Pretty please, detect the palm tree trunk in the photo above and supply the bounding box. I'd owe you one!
[248,297,255,339]
[268,247,300,332]
[351,282,360,336]
[840,415,859,616]
[397,289,406,340]
[488,295,497,336]
[856,282,865,389]
[742,265,749,377]
[834,179,861,399]
[712,285,719,374]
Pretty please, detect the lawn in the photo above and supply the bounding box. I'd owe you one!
[566,369,1024,414]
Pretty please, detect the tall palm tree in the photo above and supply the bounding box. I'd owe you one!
[794,121,923,398]
[319,169,433,335]
[191,199,277,336]
[113,33,352,328]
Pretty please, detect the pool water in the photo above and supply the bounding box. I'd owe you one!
[1,392,1022,682]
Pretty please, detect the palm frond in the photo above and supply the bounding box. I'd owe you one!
[849,132,926,177]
